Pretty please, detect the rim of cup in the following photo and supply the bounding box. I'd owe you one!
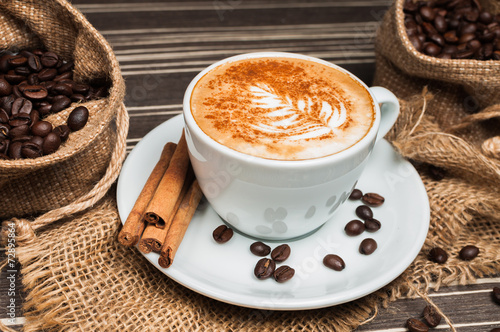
[182,51,381,169]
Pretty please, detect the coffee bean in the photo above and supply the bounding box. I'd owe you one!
[424,42,442,56]
[42,132,61,155]
[0,78,12,96]
[53,82,73,97]
[67,106,89,131]
[8,55,27,67]
[9,124,29,138]
[361,193,385,207]
[37,68,58,81]
[428,247,448,264]
[254,258,275,280]
[53,124,70,141]
[21,141,42,159]
[273,265,295,283]
[359,238,377,255]
[364,218,381,232]
[8,141,22,159]
[40,52,59,68]
[420,6,436,22]
[271,244,291,262]
[31,120,52,137]
[406,318,429,332]
[459,245,479,260]
[21,84,48,100]
[443,30,459,43]
[30,135,43,147]
[58,61,74,74]
[490,328,500,332]
[409,35,424,51]
[492,287,500,305]
[355,205,373,221]
[434,15,448,33]
[11,97,32,116]
[423,305,441,327]
[51,95,71,113]
[250,241,271,256]
[27,55,42,72]
[212,224,233,243]
[349,188,363,200]
[323,254,345,271]
[345,219,365,236]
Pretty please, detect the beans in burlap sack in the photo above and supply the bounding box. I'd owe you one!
[0,0,127,220]
[373,0,500,293]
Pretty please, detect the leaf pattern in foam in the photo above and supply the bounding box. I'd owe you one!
[249,83,347,140]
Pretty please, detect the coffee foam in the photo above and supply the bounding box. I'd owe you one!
[190,57,375,160]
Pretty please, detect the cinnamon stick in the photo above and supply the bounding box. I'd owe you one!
[118,142,177,246]
[138,167,194,254]
[144,131,190,229]
[158,180,203,268]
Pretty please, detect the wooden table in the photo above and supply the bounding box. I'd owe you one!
[1,0,499,330]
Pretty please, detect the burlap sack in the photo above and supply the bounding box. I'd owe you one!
[0,0,127,221]
[373,0,500,293]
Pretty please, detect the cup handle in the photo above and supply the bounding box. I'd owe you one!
[369,86,400,143]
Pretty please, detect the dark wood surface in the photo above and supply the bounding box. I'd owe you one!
[1,0,499,330]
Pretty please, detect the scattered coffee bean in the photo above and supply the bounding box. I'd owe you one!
[361,192,385,207]
[355,205,373,221]
[364,218,381,232]
[493,287,500,305]
[345,219,365,236]
[271,244,291,262]
[406,318,429,332]
[428,247,448,264]
[212,224,233,244]
[250,241,271,256]
[423,305,441,328]
[273,265,295,283]
[254,258,275,280]
[323,254,345,271]
[459,245,479,260]
[359,238,377,255]
[349,188,363,200]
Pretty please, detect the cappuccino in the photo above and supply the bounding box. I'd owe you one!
[190,56,375,160]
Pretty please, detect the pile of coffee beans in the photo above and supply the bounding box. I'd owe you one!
[403,0,500,60]
[0,49,108,160]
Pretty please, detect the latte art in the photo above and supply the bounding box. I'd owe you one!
[249,83,347,140]
[190,57,375,160]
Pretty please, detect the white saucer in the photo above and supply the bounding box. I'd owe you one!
[117,115,430,310]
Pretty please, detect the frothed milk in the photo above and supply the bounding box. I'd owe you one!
[190,57,375,160]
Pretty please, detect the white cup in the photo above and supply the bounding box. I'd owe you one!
[183,52,399,240]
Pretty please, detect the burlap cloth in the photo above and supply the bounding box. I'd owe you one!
[2,0,500,331]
